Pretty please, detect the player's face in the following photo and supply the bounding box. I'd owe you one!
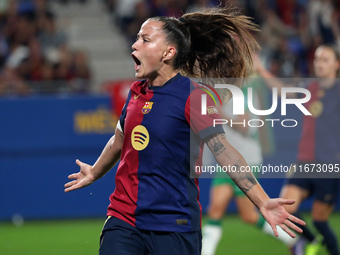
[313,46,340,78]
[131,20,170,79]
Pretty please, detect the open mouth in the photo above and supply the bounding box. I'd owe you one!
[132,54,141,71]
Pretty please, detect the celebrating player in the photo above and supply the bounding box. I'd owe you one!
[65,7,305,255]
[254,45,340,255]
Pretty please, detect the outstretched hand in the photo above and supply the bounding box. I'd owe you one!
[64,159,95,193]
[259,198,306,238]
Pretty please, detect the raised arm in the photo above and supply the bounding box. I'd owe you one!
[64,126,124,193]
[204,133,305,237]
[253,54,296,97]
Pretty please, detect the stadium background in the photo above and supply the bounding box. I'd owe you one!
[1,0,340,254]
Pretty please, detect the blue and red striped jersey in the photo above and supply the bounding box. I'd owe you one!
[298,81,340,163]
[107,73,223,232]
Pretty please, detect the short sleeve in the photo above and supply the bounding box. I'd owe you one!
[118,90,132,134]
[185,88,224,140]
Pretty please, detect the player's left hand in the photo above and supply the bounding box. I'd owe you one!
[259,198,306,238]
[64,159,95,193]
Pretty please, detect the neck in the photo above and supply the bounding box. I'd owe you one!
[318,77,336,89]
[148,69,179,87]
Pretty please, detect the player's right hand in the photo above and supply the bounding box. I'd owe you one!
[64,159,96,192]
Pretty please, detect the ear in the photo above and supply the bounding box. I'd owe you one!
[162,46,176,62]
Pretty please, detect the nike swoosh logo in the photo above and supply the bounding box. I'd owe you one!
[134,94,141,99]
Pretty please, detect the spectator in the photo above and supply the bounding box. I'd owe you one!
[37,11,68,54]
[0,0,92,96]
[69,49,91,93]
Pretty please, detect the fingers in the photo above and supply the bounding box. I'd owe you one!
[278,198,296,205]
[64,180,77,188]
[64,180,78,193]
[64,159,85,193]
[284,219,303,234]
[76,159,82,167]
[288,214,306,227]
[67,160,82,180]
[275,217,304,238]
[64,185,77,193]
[271,224,279,237]
[279,223,296,238]
[68,173,78,179]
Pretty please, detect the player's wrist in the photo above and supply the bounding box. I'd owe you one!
[89,166,101,181]
[249,185,270,209]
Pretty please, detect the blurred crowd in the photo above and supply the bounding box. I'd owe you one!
[1,0,340,96]
[105,0,340,78]
[0,0,91,96]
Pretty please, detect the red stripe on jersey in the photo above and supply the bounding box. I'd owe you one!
[195,144,204,228]
[186,81,221,134]
[297,82,318,162]
[195,178,202,228]
[108,81,154,226]
[184,81,222,228]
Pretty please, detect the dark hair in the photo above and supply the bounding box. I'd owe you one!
[149,6,259,80]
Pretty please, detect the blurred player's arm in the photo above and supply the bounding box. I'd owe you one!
[253,54,296,97]
[64,125,124,193]
[204,132,305,237]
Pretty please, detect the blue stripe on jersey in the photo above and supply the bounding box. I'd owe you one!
[135,75,196,231]
[315,83,340,163]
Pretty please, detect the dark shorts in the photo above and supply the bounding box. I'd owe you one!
[99,216,202,255]
[286,163,340,205]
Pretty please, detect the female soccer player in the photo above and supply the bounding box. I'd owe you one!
[64,7,305,255]
[254,45,340,255]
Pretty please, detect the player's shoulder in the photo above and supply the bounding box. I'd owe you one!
[188,80,221,103]
[168,73,191,91]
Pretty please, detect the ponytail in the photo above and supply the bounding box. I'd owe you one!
[150,6,259,79]
[181,7,259,80]
[149,6,259,101]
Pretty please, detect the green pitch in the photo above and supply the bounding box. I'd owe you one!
[1,214,340,255]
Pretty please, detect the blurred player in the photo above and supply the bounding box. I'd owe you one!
[254,45,340,255]
[65,7,305,255]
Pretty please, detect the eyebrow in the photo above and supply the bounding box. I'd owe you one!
[136,27,162,38]
[136,33,150,38]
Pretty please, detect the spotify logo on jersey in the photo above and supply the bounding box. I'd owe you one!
[131,125,149,151]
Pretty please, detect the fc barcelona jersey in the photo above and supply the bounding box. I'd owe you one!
[107,73,223,232]
[298,81,340,163]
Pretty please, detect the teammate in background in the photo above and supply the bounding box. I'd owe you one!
[64,7,305,255]
[202,82,297,255]
[254,45,340,255]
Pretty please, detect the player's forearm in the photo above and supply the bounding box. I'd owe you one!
[206,133,269,208]
[91,133,122,180]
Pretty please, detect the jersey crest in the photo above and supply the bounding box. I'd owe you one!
[142,101,153,114]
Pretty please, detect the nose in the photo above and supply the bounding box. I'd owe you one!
[132,40,138,51]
